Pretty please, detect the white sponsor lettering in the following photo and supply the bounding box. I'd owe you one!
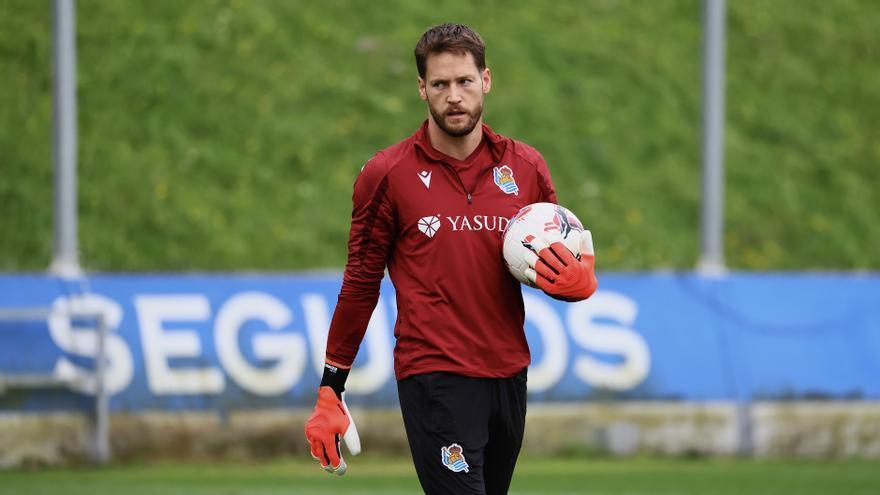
[445,215,510,232]
[215,292,305,396]
[42,287,650,400]
[135,295,225,394]
[567,291,650,390]
[48,294,134,396]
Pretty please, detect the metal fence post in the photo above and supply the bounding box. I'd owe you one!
[49,0,82,278]
[698,0,727,275]
[92,312,110,465]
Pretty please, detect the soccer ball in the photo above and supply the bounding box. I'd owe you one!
[502,202,593,286]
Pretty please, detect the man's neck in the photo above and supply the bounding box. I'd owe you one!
[427,117,483,161]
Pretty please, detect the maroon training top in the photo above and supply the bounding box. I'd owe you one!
[326,121,557,380]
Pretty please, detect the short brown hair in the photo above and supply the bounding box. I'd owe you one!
[414,23,486,79]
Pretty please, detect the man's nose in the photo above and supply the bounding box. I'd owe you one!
[447,86,463,103]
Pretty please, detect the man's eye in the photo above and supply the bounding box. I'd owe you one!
[433,82,445,89]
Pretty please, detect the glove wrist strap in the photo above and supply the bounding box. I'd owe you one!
[319,362,350,399]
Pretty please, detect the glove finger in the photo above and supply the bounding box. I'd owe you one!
[310,438,328,467]
[537,246,564,275]
[334,457,348,476]
[580,253,595,271]
[523,249,540,270]
[326,435,347,475]
[340,393,362,456]
[315,436,341,472]
[326,434,343,471]
[534,270,555,292]
[524,267,538,285]
[548,242,578,266]
[342,422,361,456]
[534,257,558,281]
[308,438,321,461]
[580,230,595,256]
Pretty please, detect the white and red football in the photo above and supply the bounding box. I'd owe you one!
[502,202,593,286]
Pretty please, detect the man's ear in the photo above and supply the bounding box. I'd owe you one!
[482,68,492,94]
[418,77,427,101]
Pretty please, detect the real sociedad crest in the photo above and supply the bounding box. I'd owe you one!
[493,165,519,196]
[441,443,469,473]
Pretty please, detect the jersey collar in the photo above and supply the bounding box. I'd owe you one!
[413,120,508,164]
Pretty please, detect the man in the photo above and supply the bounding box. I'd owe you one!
[305,23,597,494]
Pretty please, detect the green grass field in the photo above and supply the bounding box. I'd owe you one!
[2,456,879,495]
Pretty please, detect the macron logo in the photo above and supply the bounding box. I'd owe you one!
[418,170,432,189]
[417,215,441,238]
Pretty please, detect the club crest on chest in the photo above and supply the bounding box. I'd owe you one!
[493,165,519,196]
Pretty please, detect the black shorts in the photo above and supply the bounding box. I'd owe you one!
[397,368,528,495]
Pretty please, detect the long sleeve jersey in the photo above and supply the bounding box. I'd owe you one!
[326,121,557,380]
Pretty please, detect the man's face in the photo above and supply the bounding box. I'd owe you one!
[419,51,492,138]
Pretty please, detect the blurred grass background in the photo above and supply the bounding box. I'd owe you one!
[1,0,878,271]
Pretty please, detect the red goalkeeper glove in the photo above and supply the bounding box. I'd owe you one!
[525,232,598,302]
[304,386,361,475]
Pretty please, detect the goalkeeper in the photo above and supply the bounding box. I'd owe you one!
[305,23,598,494]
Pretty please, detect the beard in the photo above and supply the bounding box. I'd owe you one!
[428,101,483,138]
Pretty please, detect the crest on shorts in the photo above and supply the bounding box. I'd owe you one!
[493,165,519,196]
[441,443,469,473]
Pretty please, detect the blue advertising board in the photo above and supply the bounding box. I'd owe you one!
[0,272,878,411]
